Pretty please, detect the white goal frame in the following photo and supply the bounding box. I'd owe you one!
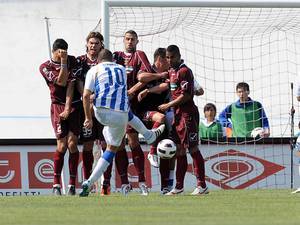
[101,0,300,49]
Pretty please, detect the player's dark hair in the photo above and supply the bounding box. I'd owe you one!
[98,49,113,62]
[236,82,250,92]
[52,38,68,51]
[166,45,180,56]
[125,30,138,39]
[203,103,217,113]
[86,31,104,49]
[153,48,166,61]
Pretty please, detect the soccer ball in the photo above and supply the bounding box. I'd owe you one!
[251,127,264,138]
[157,139,176,159]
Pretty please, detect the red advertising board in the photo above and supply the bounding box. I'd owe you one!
[0,152,21,189]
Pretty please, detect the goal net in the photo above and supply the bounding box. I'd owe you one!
[98,2,299,190]
[101,5,300,138]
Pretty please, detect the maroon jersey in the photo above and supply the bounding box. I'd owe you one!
[169,62,198,114]
[113,50,152,116]
[76,54,98,83]
[39,55,81,105]
[113,50,152,90]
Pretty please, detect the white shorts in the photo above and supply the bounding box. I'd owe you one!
[94,107,128,146]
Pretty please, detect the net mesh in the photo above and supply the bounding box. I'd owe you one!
[94,6,299,190]
[93,7,300,138]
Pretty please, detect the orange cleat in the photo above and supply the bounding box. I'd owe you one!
[101,185,111,196]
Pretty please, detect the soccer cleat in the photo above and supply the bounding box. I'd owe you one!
[67,185,76,196]
[147,153,159,168]
[292,187,300,194]
[146,124,165,145]
[101,185,111,196]
[52,185,62,196]
[160,187,171,195]
[79,180,91,197]
[139,182,149,196]
[190,186,209,195]
[165,188,184,195]
[167,179,174,190]
[121,184,131,196]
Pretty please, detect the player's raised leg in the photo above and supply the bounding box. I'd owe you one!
[79,49,129,197]
[127,110,165,144]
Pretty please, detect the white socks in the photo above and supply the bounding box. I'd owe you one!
[128,114,152,139]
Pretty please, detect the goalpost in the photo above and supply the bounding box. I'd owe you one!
[100,0,300,190]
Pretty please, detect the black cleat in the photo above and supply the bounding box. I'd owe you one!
[52,185,62,196]
[79,181,91,197]
[67,185,76,196]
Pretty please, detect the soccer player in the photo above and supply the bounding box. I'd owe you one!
[76,31,115,195]
[76,32,107,189]
[219,82,270,138]
[137,47,169,168]
[200,103,225,139]
[79,49,164,197]
[39,39,81,195]
[158,45,208,195]
[113,30,153,195]
[137,47,175,193]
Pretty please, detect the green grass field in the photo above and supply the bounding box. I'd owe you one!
[1,189,300,225]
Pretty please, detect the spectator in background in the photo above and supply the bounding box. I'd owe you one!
[200,103,225,139]
[219,82,270,138]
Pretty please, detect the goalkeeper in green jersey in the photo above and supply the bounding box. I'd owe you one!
[200,103,225,139]
[218,82,270,138]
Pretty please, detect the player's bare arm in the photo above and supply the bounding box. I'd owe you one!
[127,81,146,98]
[137,71,168,83]
[89,93,95,117]
[76,80,84,96]
[55,49,69,86]
[158,93,191,112]
[138,83,169,102]
[83,89,93,129]
[59,80,74,120]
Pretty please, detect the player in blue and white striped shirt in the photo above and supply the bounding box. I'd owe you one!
[85,57,128,112]
[80,49,164,197]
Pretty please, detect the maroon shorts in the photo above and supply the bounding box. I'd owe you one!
[77,102,105,142]
[80,116,105,142]
[50,103,81,139]
[171,112,199,149]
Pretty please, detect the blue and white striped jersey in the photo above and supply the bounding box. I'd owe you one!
[84,62,128,112]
